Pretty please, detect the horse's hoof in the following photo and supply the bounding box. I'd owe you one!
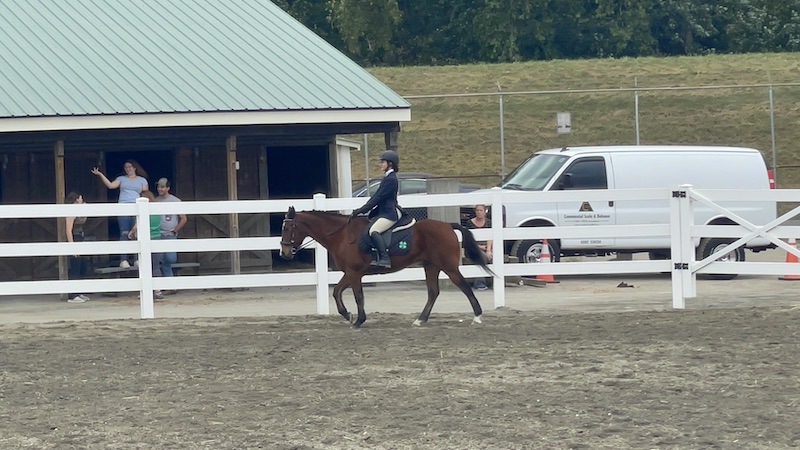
[412,319,424,327]
[472,315,483,325]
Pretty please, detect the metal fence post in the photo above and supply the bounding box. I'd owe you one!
[769,85,778,185]
[634,77,640,145]
[498,84,506,179]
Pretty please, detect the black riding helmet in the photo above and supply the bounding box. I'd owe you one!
[380,150,399,170]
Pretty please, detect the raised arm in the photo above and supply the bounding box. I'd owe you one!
[91,167,121,189]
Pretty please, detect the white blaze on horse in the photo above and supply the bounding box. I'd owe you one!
[279,207,495,328]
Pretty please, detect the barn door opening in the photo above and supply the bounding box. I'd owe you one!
[266,145,331,235]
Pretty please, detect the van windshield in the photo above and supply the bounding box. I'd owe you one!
[499,154,569,191]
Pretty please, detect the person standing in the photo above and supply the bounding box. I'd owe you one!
[466,204,493,290]
[91,160,149,268]
[350,150,400,268]
[65,192,90,303]
[128,190,164,300]
[154,178,187,278]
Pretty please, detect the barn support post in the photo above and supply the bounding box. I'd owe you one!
[258,144,273,271]
[226,135,241,275]
[384,130,398,153]
[55,140,67,299]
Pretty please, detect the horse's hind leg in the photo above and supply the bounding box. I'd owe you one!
[332,278,351,322]
[350,278,368,328]
[443,267,484,324]
[413,264,442,326]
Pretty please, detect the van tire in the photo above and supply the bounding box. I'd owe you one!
[696,238,744,280]
[513,239,561,264]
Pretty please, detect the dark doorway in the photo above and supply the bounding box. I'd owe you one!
[267,145,330,267]
[267,145,330,234]
[105,150,174,202]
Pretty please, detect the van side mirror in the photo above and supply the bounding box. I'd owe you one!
[558,173,574,190]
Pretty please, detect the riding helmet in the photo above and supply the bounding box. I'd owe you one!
[380,150,399,167]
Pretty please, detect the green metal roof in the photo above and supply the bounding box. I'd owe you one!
[0,0,409,120]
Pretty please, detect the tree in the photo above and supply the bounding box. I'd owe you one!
[327,0,402,64]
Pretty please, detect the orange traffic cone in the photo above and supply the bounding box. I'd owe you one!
[536,239,558,283]
[779,237,800,280]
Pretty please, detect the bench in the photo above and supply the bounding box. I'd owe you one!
[95,262,200,276]
[94,262,200,296]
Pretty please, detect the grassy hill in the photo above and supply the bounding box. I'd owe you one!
[355,53,800,188]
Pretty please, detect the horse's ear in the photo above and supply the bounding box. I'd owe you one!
[287,206,295,218]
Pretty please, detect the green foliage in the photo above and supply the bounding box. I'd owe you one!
[276,0,800,65]
[327,0,401,64]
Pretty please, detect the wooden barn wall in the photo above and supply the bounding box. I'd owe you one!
[188,143,271,274]
[0,150,106,281]
[0,139,336,281]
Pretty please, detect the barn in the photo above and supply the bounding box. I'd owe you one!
[0,0,410,280]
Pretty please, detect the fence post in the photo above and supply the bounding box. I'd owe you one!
[135,197,155,319]
[491,188,505,308]
[769,85,778,185]
[670,184,695,309]
[312,193,330,315]
[681,185,698,301]
[634,77,640,145]
[498,87,506,179]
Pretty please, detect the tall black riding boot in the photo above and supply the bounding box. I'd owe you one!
[369,232,391,268]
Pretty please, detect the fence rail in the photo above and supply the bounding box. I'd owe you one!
[2,188,800,319]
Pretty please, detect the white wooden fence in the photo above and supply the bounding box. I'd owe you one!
[2,186,799,319]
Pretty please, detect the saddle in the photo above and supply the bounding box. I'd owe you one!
[357,213,416,257]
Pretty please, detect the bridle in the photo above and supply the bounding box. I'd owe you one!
[280,217,311,255]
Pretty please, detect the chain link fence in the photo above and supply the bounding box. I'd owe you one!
[352,83,800,190]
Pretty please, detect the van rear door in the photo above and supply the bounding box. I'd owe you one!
[552,156,616,249]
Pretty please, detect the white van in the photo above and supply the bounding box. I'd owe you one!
[493,145,776,279]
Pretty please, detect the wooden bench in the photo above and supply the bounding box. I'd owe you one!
[94,262,200,296]
[94,262,200,277]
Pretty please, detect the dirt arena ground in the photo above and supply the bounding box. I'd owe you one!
[2,293,800,449]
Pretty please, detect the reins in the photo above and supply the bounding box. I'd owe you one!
[283,214,356,251]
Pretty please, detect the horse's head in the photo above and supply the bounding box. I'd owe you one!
[279,207,300,260]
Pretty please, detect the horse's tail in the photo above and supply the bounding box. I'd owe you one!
[452,223,498,278]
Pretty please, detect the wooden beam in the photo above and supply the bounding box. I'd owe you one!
[54,140,67,299]
[226,135,241,275]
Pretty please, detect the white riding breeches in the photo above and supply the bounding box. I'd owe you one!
[370,218,396,234]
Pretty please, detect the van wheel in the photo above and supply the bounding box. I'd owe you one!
[513,240,561,264]
[696,238,744,280]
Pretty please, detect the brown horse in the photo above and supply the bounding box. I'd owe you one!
[279,207,495,328]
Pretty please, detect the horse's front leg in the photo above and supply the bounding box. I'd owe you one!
[350,277,368,328]
[332,277,351,323]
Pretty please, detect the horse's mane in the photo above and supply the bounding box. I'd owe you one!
[300,210,348,218]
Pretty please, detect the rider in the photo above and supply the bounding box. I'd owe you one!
[351,150,400,268]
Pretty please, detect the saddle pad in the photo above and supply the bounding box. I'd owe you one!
[358,223,414,256]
